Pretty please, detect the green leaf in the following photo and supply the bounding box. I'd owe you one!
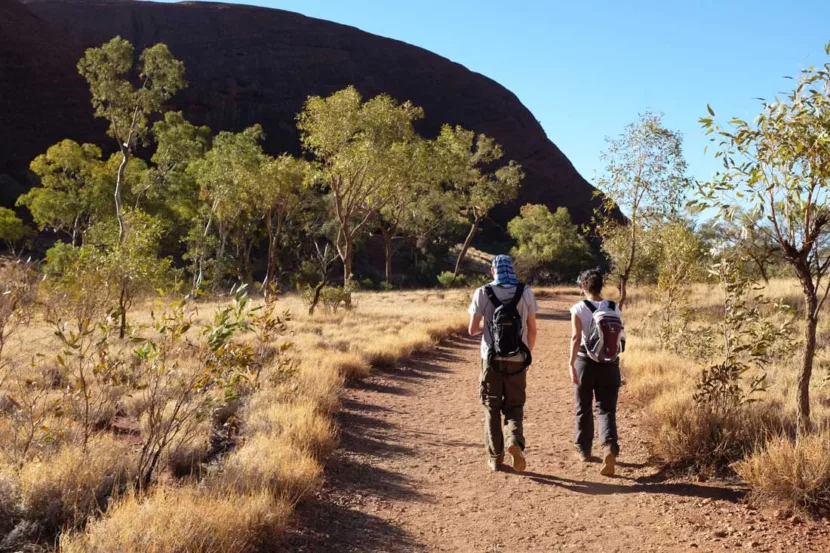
[707,104,715,117]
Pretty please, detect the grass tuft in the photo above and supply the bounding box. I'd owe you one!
[736,432,830,515]
[61,487,290,553]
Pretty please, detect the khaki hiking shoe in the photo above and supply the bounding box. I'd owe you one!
[487,454,504,472]
[600,451,617,477]
[575,447,591,463]
[507,445,526,473]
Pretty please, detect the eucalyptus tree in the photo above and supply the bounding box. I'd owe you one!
[258,153,312,294]
[188,125,264,290]
[297,86,424,284]
[694,47,830,431]
[508,204,592,283]
[375,138,436,284]
[78,37,186,243]
[18,140,108,245]
[434,125,523,279]
[0,208,34,256]
[595,112,689,308]
[139,112,211,224]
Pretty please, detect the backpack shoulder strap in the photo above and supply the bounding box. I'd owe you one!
[507,283,525,309]
[583,299,597,313]
[484,285,502,307]
[607,300,617,311]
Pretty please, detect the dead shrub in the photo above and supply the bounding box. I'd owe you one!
[736,432,830,515]
[644,394,793,473]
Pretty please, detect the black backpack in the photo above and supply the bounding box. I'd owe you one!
[484,284,532,373]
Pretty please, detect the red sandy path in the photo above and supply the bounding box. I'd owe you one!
[282,294,830,552]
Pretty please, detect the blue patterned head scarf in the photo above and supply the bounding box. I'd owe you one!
[491,254,518,287]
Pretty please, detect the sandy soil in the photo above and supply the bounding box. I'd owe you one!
[282,294,830,552]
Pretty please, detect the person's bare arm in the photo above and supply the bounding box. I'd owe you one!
[569,313,582,384]
[526,312,537,352]
[468,314,483,336]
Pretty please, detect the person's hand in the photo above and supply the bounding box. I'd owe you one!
[569,364,579,385]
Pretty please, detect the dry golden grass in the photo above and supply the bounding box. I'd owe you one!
[60,487,291,553]
[219,435,324,501]
[622,277,830,507]
[736,432,830,515]
[18,436,134,531]
[3,287,468,549]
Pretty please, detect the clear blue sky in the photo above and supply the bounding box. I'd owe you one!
[156,0,830,185]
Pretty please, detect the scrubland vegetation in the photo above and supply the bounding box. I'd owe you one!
[621,277,830,515]
[0,268,467,551]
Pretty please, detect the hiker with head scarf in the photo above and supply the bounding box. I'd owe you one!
[468,255,538,473]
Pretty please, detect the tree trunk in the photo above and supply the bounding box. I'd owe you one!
[454,220,479,279]
[115,148,128,244]
[617,222,638,310]
[381,228,393,285]
[756,258,770,284]
[263,213,283,300]
[264,217,276,292]
[342,238,353,285]
[119,283,128,339]
[797,277,818,434]
[193,214,214,294]
[618,272,629,310]
[308,279,328,316]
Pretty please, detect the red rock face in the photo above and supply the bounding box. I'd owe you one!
[0,0,101,205]
[6,0,608,228]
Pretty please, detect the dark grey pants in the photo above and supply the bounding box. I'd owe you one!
[574,356,621,455]
[480,359,526,459]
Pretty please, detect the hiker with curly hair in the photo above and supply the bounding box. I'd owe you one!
[569,268,625,476]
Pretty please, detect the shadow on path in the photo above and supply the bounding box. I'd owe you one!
[523,471,745,502]
[281,343,472,551]
[536,310,571,321]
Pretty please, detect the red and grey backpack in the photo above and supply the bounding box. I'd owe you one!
[582,300,625,363]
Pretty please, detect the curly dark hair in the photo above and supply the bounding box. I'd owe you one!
[577,268,604,295]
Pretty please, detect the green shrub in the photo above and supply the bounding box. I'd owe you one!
[302,285,351,313]
[437,271,466,289]
[44,242,80,278]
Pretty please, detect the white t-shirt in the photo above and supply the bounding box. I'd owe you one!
[570,299,625,347]
[468,285,539,359]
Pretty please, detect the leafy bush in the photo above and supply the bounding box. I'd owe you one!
[0,207,34,255]
[469,273,491,287]
[303,285,351,313]
[437,271,466,289]
[508,204,592,283]
[43,242,80,278]
[693,261,794,413]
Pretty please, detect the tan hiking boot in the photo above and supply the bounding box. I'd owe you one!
[487,454,504,472]
[507,445,526,473]
[600,450,617,476]
[575,446,591,462]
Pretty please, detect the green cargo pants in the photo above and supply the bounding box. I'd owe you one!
[480,358,526,460]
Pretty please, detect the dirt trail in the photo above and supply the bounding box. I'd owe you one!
[283,294,830,552]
